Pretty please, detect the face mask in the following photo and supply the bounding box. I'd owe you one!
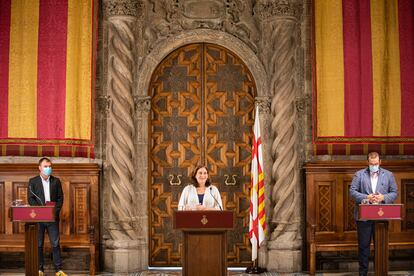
[369,165,379,173]
[42,167,52,176]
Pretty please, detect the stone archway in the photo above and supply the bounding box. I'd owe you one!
[102,0,304,273]
[135,29,271,268]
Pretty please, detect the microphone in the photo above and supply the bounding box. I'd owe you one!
[209,187,222,210]
[29,185,44,206]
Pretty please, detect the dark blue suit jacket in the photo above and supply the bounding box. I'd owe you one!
[349,167,398,220]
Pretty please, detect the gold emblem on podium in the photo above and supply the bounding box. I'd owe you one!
[201,215,208,225]
[30,209,37,218]
[378,207,384,217]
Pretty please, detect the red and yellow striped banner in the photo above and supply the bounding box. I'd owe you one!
[313,0,414,155]
[0,0,97,158]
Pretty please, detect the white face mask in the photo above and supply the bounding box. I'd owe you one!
[42,167,52,176]
[369,165,379,173]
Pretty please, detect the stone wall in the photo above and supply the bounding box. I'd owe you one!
[97,0,308,273]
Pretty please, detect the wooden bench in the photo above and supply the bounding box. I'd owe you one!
[305,160,414,275]
[0,164,100,275]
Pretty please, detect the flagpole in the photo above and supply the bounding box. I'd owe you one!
[245,258,267,274]
[246,106,267,274]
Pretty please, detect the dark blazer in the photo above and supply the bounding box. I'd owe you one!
[27,175,64,220]
[349,167,398,220]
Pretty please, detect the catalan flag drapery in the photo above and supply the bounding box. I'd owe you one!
[313,0,414,155]
[249,106,266,261]
[0,0,97,158]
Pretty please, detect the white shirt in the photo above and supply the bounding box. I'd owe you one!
[41,175,51,202]
[370,172,378,193]
[178,185,223,210]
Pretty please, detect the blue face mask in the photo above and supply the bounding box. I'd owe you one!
[369,165,379,173]
[42,167,52,176]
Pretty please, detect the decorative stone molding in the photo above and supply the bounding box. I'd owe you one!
[103,0,143,18]
[105,8,138,240]
[137,29,267,99]
[255,96,272,114]
[97,95,111,115]
[143,0,259,53]
[255,0,302,20]
[295,95,311,114]
[258,5,303,268]
[134,96,151,113]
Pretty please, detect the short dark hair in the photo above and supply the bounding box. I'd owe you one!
[367,152,380,160]
[191,165,211,187]
[38,157,52,166]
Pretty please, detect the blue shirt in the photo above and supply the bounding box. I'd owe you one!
[197,194,204,204]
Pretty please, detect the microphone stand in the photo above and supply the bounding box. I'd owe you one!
[209,187,222,210]
[29,185,44,206]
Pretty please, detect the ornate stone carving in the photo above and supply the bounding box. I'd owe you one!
[260,10,302,252]
[255,96,271,114]
[97,95,111,115]
[134,96,151,113]
[143,0,259,53]
[104,0,143,18]
[255,0,302,20]
[295,95,311,114]
[106,12,138,240]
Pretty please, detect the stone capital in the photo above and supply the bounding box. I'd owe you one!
[134,96,151,113]
[255,96,272,114]
[103,0,143,18]
[255,0,302,21]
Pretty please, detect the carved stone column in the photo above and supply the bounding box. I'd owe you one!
[103,0,143,272]
[255,0,303,272]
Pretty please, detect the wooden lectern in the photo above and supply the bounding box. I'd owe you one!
[359,204,403,276]
[174,210,234,276]
[10,205,55,276]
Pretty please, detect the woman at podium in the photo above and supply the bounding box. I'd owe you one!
[178,165,223,210]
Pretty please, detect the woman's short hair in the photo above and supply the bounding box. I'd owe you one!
[191,165,211,187]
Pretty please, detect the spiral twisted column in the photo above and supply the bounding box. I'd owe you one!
[256,0,303,271]
[268,19,300,242]
[104,0,142,242]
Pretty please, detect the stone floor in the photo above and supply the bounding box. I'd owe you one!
[0,270,414,276]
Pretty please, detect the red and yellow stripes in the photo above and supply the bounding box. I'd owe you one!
[249,107,266,261]
[315,0,414,140]
[0,0,95,157]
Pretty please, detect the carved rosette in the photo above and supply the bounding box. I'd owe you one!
[104,0,141,240]
[258,1,302,245]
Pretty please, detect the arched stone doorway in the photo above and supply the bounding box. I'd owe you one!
[149,43,257,266]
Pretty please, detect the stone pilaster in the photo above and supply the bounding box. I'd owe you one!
[103,0,144,272]
[255,0,303,272]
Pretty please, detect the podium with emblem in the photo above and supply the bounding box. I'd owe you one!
[10,205,55,276]
[359,204,403,276]
[174,210,234,276]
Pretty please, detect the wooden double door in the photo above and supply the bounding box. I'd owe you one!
[149,43,256,266]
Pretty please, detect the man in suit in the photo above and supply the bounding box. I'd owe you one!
[349,152,398,276]
[28,157,67,276]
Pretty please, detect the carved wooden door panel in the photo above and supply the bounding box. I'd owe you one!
[150,43,256,266]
